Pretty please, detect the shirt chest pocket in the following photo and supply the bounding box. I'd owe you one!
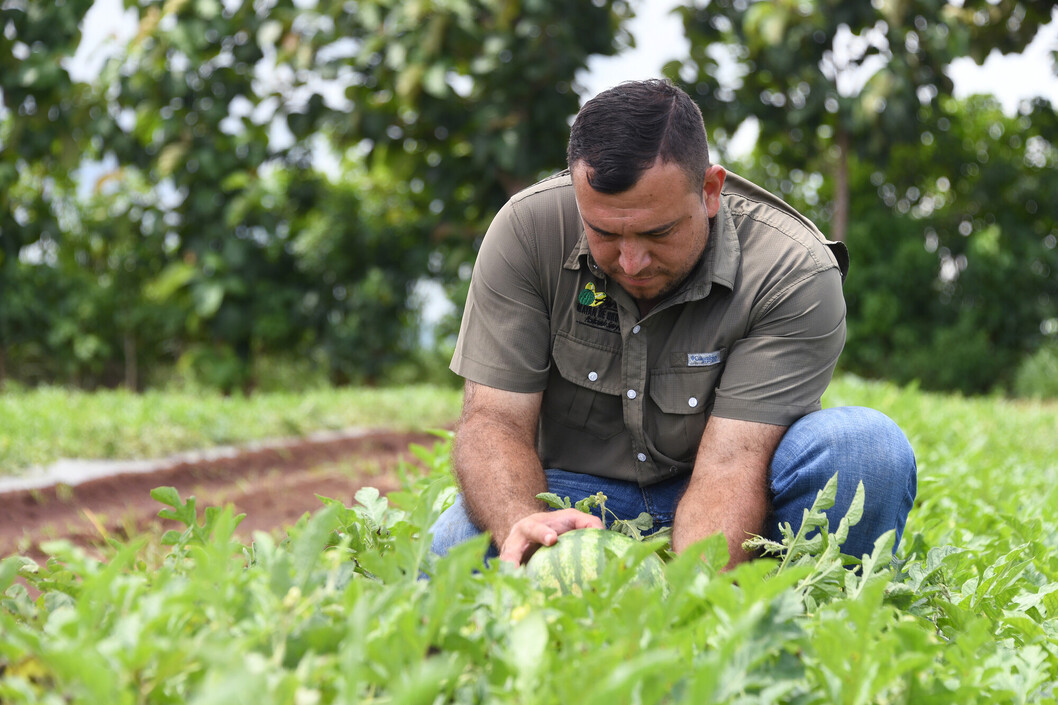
[646,360,725,464]
[543,332,624,440]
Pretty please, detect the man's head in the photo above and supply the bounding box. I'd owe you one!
[568,80,726,314]
[567,78,710,194]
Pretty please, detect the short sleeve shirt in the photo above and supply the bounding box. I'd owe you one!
[451,170,849,486]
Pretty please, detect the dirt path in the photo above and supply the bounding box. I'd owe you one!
[0,429,441,559]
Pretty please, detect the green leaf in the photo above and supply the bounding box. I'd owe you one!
[291,505,341,587]
[609,512,654,540]
[1011,582,1058,614]
[0,556,33,594]
[355,486,403,533]
[574,492,606,514]
[536,492,571,510]
[387,653,466,705]
[509,611,548,692]
[845,529,896,600]
[683,531,730,570]
[775,472,840,572]
[193,282,225,318]
[144,262,196,302]
[152,487,198,529]
[150,486,182,509]
[832,480,865,548]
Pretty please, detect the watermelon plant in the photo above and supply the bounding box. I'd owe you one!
[1,378,1057,703]
[536,489,671,543]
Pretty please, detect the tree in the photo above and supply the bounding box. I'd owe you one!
[728,92,1058,394]
[668,0,1055,242]
[1,0,634,390]
[0,0,97,386]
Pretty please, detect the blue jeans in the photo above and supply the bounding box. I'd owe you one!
[429,407,917,561]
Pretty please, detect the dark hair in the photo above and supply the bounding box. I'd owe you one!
[567,79,710,194]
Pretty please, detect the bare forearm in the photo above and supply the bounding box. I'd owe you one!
[672,468,769,567]
[672,417,785,569]
[453,407,547,546]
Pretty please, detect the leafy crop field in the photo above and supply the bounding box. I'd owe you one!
[2,376,1057,703]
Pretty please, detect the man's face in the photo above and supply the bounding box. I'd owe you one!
[572,159,726,314]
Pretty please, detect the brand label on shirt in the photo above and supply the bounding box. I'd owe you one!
[687,350,726,367]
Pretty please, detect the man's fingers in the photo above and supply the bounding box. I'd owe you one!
[498,538,528,565]
[544,508,604,533]
[498,522,537,565]
[570,511,605,530]
[499,509,606,564]
[500,518,557,564]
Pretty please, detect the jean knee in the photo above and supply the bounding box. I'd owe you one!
[428,494,486,557]
[778,407,913,478]
[773,406,917,535]
[850,407,917,503]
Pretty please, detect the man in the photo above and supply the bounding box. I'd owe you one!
[430,79,916,568]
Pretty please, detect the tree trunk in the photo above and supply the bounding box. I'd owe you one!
[124,332,138,391]
[832,126,850,243]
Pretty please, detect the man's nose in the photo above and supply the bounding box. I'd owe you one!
[618,239,650,276]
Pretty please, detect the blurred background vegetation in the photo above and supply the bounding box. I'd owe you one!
[1,0,1056,398]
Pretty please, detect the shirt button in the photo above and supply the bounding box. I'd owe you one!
[688,397,698,408]
[632,325,641,334]
[637,453,647,462]
[587,371,598,382]
[626,389,637,399]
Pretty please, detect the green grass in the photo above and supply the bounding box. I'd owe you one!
[0,385,464,475]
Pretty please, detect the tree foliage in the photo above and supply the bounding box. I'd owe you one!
[728,92,1058,393]
[3,0,1056,396]
[1,0,631,390]
[0,0,97,383]
[668,0,1054,242]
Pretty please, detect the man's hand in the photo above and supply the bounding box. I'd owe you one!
[498,508,604,565]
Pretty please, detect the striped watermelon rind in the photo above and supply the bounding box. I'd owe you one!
[525,528,666,596]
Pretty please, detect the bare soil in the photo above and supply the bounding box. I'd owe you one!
[0,429,439,559]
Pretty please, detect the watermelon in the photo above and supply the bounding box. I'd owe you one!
[525,528,666,596]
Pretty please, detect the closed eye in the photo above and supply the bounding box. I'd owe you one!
[644,227,675,239]
[583,218,680,239]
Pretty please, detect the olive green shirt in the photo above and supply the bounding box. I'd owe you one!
[451,170,849,486]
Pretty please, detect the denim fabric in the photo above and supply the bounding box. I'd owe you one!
[429,406,917,560]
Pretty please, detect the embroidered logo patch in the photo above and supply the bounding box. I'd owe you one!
[575,282,619,333]
[687,350,726,367]
[578,282,607,307]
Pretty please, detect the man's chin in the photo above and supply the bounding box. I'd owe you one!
[617,274,660,293]
[623,280,684,312]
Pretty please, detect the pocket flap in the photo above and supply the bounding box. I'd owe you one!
[552,332,623,395]
[649,366,724,415]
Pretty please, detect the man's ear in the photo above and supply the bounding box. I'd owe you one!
[703,165,727,218]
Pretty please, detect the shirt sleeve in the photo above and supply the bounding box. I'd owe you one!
[449,200,553,393]
[711,266,846,426]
